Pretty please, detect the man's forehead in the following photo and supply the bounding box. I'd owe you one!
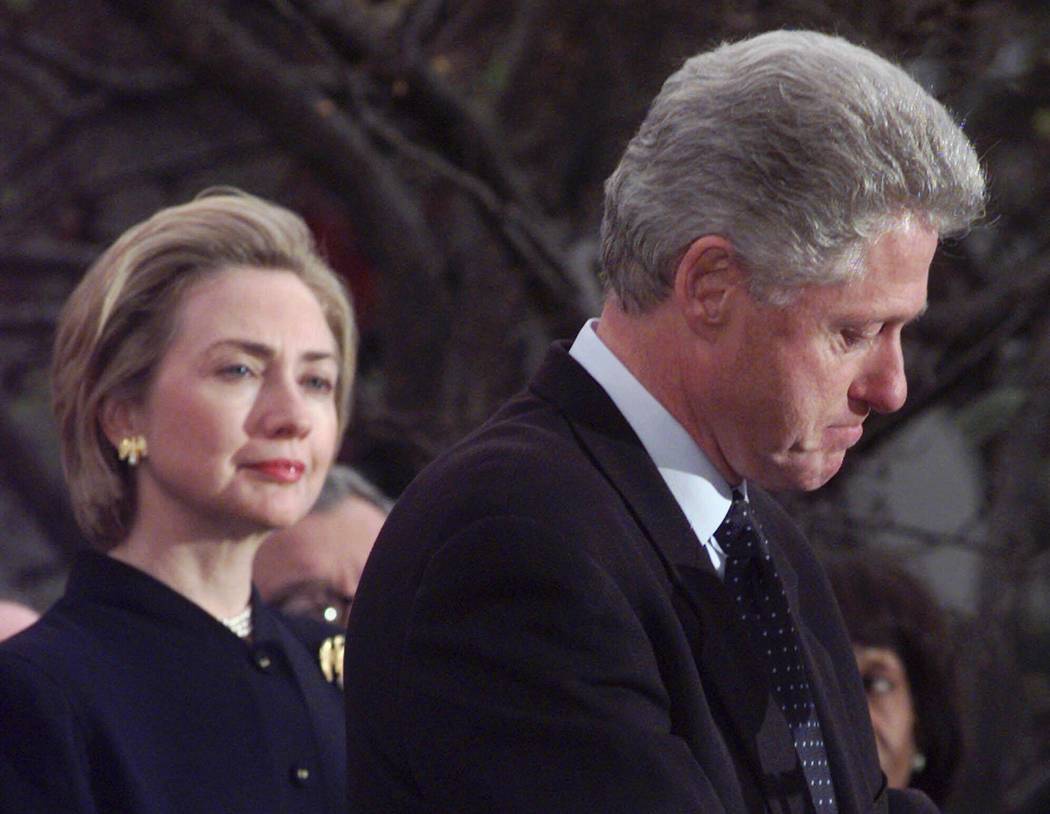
[799,239,934,323]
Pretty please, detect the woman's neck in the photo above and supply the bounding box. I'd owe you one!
[109,529,265,620]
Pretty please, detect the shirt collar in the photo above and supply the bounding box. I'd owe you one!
[569,318,738,544]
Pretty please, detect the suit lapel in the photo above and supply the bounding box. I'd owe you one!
[528,342,707,575]
[530,344,805,804]
[801,625,865,814]
[532,345,879,811]
[674,564,806,799]
[751,493,873,814]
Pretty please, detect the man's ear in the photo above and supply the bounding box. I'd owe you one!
[672,235,746,333]
[99,396,139,451]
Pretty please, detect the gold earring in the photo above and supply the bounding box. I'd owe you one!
[117,435,148,466]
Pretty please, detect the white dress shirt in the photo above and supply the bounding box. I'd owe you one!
[569,319,744,577]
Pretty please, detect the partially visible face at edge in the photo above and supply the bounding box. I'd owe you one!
[253,494,388,625]
[695,220,937,492]
[122,266,341,541]
[854,645,919,789]
[0,600,39,642]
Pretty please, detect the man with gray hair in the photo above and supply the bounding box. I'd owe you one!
[344,31,984,813]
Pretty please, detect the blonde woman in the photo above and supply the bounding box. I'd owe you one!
[0,190,355,814]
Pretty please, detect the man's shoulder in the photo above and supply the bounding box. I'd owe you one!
[404,393,604,522]
[374,376,639,569]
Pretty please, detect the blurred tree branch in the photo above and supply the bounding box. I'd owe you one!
[286,0,601,314]
[2,27,191,95]
[103,0,454,411]
[0,409,83,558]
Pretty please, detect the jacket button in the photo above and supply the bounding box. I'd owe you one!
[253,650,273,672]
[291,765,310,785]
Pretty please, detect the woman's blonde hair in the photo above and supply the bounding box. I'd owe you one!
[52,189,357,548]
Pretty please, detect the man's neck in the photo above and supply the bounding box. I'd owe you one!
[595,300,740,486]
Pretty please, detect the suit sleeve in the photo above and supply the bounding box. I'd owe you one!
[0,650,97,814]
[392,514,725,813]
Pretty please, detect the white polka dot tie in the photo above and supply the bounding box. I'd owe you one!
[717,490,838,813]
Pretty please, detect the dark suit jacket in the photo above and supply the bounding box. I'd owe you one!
[0,551,346,814]
[344,343,938,814]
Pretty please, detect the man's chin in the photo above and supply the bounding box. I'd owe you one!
[802,453,847,491]
[758,452,845,493]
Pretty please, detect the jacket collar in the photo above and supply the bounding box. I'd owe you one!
[530,345,780,780]
[529,342,872,812]
[530,342,711,575]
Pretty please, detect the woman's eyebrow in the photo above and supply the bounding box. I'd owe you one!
[205,339,336,363]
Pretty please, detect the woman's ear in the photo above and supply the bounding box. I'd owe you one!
[672,235,747,334]
[99,396,138,451]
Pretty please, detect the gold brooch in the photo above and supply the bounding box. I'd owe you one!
[318,634,345,688]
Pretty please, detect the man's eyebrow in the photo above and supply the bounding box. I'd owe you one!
[205,339,337,363]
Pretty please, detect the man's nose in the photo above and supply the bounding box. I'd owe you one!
[850,334,907,415]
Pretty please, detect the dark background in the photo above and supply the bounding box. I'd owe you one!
[1,1,1048,811]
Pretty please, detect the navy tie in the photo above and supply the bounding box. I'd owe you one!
[716,490,837,813]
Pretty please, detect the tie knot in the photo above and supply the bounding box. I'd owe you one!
[716,489,761,561]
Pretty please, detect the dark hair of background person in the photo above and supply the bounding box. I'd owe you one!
[824,549,963,806]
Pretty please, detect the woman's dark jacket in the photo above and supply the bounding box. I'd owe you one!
[0,551,346,814]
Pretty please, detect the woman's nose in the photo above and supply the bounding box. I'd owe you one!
[255,375,312,439]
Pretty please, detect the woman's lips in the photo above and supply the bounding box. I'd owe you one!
[245,459,306,483]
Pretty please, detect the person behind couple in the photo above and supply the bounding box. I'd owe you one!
[824,549,964,808]
[254,463,393,628]
[343,30,986,814]
[0,189,356,814]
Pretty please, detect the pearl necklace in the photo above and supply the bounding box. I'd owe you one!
[220,605,253,639]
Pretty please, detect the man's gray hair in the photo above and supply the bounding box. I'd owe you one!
[600,30,987,310]
[313,463,394,514]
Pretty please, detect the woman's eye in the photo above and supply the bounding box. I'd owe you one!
[219,363,255,379]
[303,375,334,394]
[863,674,895,696]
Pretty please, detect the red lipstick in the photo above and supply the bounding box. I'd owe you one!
[246,459,305,483]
